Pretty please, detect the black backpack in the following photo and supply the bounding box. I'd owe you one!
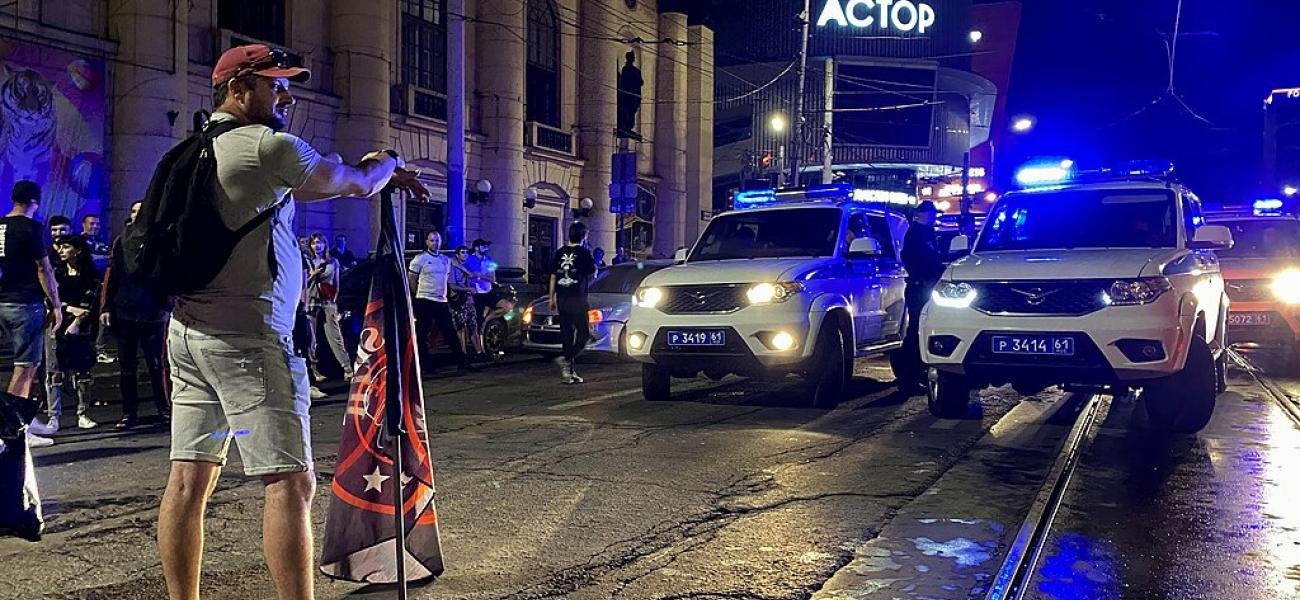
[123,119,283,296]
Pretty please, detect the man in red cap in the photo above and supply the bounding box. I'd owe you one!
[157,44,428,600]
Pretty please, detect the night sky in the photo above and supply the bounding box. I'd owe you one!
[697,0,1300,201]
[1003,0,1300,202]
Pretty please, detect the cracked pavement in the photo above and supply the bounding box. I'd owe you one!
[2,355,1044,599]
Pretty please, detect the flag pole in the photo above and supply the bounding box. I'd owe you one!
[380,187,409,600]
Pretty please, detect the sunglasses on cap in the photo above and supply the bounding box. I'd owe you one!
[229,47,290,82]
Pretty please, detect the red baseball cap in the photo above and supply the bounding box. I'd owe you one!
[211,44,310,86]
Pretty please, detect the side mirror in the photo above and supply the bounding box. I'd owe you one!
[674,248,688,263]
[848,237,883,257]
[1189,225,1233,250]
[949,235,971,254]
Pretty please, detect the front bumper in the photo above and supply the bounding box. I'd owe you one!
[522,316,624,355]
[625,302,821,375]
[921,293,1193,384]
[1225,300,1300,348]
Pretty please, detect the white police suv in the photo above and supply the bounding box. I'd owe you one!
[920,162,1233,432]
[625,184,912,407]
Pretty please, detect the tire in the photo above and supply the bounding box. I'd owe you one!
[642,363,672,402]
[482,318,507,357]
[805,323,847,409]
[1214,350,1229,394]
[1144,335,1217,434]
[927,368,972,418]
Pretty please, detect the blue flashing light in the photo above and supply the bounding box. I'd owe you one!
[1254,198,1285,215]
[734,189,776,209]
[1015,159,1074,187]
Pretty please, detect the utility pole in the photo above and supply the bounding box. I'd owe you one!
[788,0,811,188]
[821,57,834,184]
[446,0,467,247]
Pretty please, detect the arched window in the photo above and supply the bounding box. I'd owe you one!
[526,0,561,127]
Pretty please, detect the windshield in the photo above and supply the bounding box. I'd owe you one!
[976,190,1178,252]
[588,262,668,294]
[690,208,841,261]
[1214,220,1300,259]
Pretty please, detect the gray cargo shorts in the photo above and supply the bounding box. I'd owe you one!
[167,319,313,476]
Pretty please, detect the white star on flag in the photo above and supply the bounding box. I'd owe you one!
[362,466,390,493]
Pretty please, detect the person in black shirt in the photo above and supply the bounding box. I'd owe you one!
[898,201,945,391]
[332,234,357,270]
[548,222,597,384]
[101,201,172,430]
[33,236,101,433]
[0,181,62,447]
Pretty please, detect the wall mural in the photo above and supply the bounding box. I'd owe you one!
[0,41,106,222]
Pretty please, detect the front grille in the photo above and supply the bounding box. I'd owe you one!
[1225,280,1272,302]
[971,281,1110,316]
[526,329,562,345]
[659,285,748,314]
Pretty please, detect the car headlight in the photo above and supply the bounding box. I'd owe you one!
[746,282,805,305]
[932,281,978,308]
[634,287,664,308]
[1106,277,1172,306]
[1272,269,1300,304]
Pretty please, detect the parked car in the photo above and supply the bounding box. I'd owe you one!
[922,166,1231,433]
[522,260,674,357]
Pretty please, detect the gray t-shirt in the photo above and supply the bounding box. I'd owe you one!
[173,112,321,337]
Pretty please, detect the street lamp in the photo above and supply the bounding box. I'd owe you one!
[969,30,983,44]
[1285,185,1298,197]
[1011,116,1036,134]
[769,112,788,134]
[769,112,788,186]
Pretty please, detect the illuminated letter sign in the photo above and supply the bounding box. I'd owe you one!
[816,0,936,34]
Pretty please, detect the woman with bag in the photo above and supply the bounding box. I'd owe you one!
[449,246,483,359]
[43,236,100,431]
[306,232,353,381]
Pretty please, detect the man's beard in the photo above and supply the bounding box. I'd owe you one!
[257,105,290,131]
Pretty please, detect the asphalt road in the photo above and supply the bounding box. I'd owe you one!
[2,353,1298,599]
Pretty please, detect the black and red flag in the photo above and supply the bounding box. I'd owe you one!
[321,188,444,586]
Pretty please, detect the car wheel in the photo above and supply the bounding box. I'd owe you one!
[806,323,847,409]
[1214,349,1229,394]
[482,318,507,357]
[927,368,972,418]
[1144,335,1217,434]
[642,363,671,402]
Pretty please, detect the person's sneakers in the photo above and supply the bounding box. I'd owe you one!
[115,416,138,430]
[26,432,54,448]
[28,418,57,436]
[310,386,327,399]
[97,352,116,364]
[78,416,98,430]
[554,356,574,383]
[568,368,585,384]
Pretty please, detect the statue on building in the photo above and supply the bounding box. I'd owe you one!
[616,51,643,140]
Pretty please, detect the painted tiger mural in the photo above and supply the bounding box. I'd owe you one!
[0,65,57,185]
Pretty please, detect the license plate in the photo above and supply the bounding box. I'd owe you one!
[667,330,726,347]
[1227,313,1271,326]
[991,335,1075,356]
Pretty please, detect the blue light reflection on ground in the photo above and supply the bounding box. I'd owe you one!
[1033,532,1119,600]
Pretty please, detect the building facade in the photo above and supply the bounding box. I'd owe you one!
[711,0,1012,214]
[0,0,714,281]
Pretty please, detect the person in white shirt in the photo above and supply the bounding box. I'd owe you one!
[408,230,473,372]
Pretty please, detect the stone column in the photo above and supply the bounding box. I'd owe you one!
[685,24,715,244]
[330,0,395,244]
[653,12,688,258]
[474,0,527,271]
[576,1,618,255]
[107,0,188,232]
